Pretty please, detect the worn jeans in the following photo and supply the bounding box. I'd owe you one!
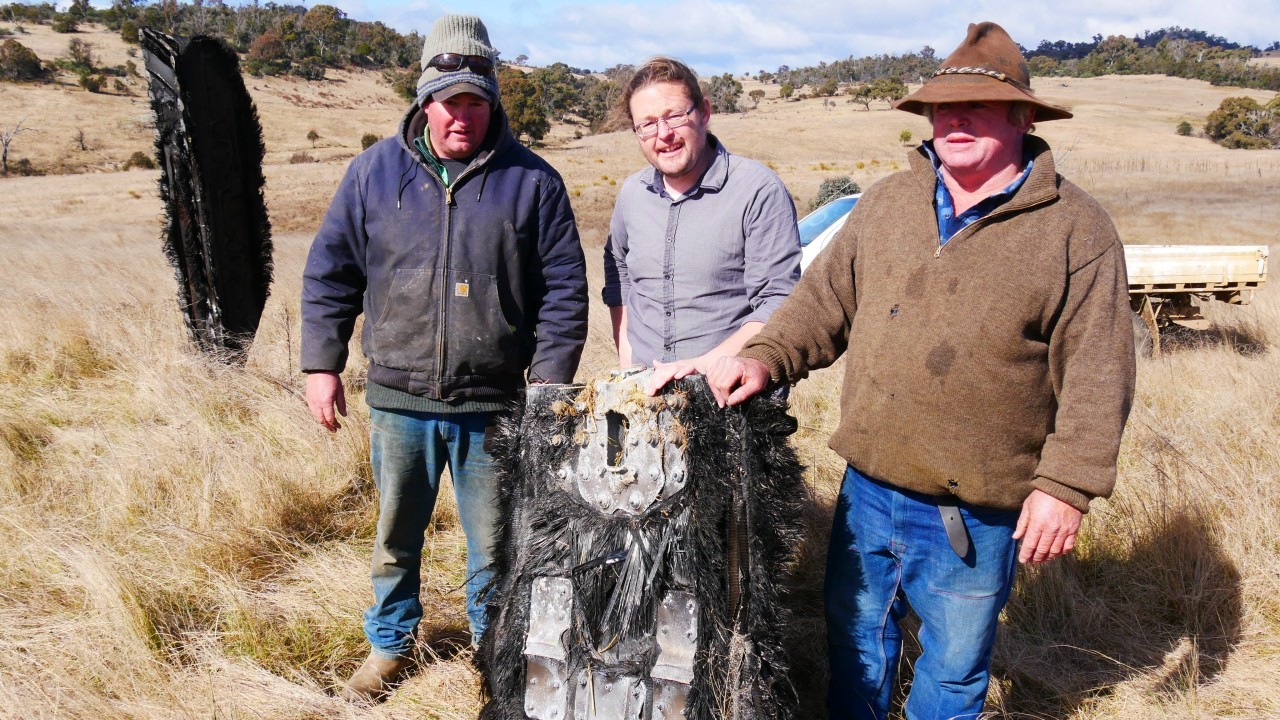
[825,466,1020,720]
[364,407,500,657]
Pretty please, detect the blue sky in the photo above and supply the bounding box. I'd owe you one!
[271,1,1278,75]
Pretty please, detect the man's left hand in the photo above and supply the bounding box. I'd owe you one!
[1013,489,1083,565]
[646,358,706,395]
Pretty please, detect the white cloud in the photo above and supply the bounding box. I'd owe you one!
[361,0,1279,74]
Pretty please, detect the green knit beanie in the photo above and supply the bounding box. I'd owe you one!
[415,14,500,107]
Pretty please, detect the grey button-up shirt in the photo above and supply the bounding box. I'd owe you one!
[603,136,801,366]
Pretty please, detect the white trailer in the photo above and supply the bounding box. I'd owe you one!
[1126,245,1269,354]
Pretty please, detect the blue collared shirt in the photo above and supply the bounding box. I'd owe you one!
[923,141,1033,245]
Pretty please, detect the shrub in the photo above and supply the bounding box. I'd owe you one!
[113,78,129,95]
[0,39,44,81]
[51,14,79,33]
[382,66,417,102]
[810,176,862,212]
[122,151,156,170]
[1221,131,1271,149]
[291,57,325,81]
[67,38,95,71]
[498,66,549,144]
[1204,96,1276,149]
[899,129,913,144]
[289,152,317,164]
[78,72,104,93]
[701,72,743,114]
[6,158,42,176]
[248,32,285,63]
[119,20,139,44]
[306,129,319,147]
[360,132,378,150]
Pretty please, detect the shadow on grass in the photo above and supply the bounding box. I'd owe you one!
[781,485,836,719]
[417,623,474,664]
[992,504,1243,717]
[1160,321,1270,357]
[782,492,1242,719]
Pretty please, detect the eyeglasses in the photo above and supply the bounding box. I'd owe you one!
[633,106,697,139]
[427,53,495,75]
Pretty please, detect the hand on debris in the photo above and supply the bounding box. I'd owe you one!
[705,357,770,408]
[647,358,706,396]
[306,371,347,432]
[1013,489,1082,564]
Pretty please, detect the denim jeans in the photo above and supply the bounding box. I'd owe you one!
[825,466,1020,720]
[364,407,500,657]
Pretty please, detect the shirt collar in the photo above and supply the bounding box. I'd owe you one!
[644,133,730,200]
[922,140,1034,244]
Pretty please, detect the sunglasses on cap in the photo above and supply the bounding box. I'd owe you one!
[427,53,495,75]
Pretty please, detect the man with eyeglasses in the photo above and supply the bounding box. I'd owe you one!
[301,13,587,704]
[602,57,801,392]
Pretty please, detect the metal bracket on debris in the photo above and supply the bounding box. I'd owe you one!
[558,368,688,516]
[650,591,698,719]
[524,577,574,720]
[573,671,646,719]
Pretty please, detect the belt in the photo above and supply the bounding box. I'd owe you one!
[936,495,971,559]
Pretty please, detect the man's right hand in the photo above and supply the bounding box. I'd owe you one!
[705,356,771,408]
[305,371,347,432]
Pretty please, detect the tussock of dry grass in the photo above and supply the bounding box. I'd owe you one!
[3,21,1280,719]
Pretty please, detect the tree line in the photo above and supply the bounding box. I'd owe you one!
[762,27,1280,94]
[1,0,424,81]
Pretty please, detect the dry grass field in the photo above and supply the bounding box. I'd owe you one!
[2,21,1279,719]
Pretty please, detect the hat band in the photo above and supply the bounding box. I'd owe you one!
[933,66,1032,93]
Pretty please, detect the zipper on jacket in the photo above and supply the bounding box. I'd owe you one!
[935,218,988,257]
[437,186,452,388]
[426,151,490,392]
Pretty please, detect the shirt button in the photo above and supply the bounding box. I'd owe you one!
[665,311,672,316]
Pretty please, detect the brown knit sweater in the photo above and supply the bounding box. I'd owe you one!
[741,136,1135,512]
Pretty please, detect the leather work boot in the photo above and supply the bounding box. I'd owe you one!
[338,652,413,704]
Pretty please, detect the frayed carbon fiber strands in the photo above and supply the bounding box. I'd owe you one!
[141,29,272,362]
[478,368,805,720]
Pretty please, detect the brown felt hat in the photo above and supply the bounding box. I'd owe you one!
[894,21,1072,121]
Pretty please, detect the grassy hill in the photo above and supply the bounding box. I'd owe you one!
[2,21,1278,720]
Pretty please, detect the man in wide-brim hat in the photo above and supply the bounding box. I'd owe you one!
[706,21,1135,719]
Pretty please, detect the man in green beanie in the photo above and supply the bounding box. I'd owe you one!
[706,21,1135,719]
[301,13,588,703]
